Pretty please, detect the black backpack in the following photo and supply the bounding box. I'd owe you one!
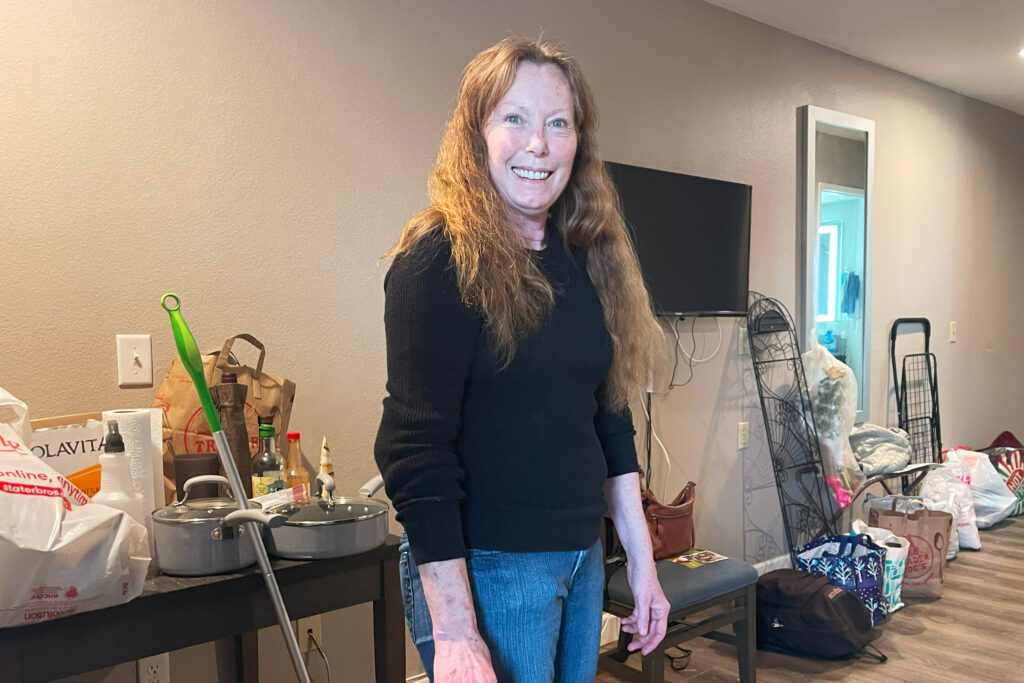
[756,569,886,662]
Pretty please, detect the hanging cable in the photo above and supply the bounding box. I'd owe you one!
[638,390,673,500]
[676,316,723,364]
[669,317,695,388]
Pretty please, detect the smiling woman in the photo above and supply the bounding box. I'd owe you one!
[374,37,668,682]
[484,62,578,249]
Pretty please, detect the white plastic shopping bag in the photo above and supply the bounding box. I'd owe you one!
[0,386,150,628]
[921,464,981,550]
[944,448,1017,529]
[852,520,910,614]
[802,343,865,506]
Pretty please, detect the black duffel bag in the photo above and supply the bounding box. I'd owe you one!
[756,569,886,662]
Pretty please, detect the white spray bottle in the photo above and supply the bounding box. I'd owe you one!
[92,420,146,526]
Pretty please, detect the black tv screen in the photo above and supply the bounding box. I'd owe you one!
[606,161,752,316]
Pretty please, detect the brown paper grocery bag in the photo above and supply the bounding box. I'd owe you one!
[152,333,296,503]
[870,505,952,599]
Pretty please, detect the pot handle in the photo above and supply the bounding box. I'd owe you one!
[316,473,336,500]
[225,508,287,529]
[358,474,384,498]
[178,475,232,504]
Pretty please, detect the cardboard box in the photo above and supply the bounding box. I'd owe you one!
[29,413,104,498]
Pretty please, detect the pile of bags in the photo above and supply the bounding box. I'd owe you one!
[766,439,1020,651]
[758,422,1024,662]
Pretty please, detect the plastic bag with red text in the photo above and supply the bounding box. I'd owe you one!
[0,386,149,628]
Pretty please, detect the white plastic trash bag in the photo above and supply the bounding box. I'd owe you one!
[0,386,150,628]
[802,343,864,504]
[921,464,981,550]
[923,493,960,560]
[944,448,1017,529]
[852,520,910,614]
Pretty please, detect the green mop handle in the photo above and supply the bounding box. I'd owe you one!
[159,293,222,434]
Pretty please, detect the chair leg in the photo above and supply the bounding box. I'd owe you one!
[641,647,665,683]
[607,624,632,663]
[734,585,757,683]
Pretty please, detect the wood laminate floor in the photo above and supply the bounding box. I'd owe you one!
[597,517,1023,683]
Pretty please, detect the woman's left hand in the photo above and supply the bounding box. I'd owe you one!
[620,558,670,655]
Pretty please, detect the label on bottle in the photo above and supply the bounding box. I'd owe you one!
[252,472,284,497]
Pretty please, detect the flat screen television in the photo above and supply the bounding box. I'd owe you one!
[606,161,752,316]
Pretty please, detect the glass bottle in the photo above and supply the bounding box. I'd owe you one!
[284,431,311,497]
[251,420,285,496]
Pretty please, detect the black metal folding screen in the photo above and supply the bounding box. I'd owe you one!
[746,292,841,563]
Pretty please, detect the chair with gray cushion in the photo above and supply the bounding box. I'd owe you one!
[599,555,758,682]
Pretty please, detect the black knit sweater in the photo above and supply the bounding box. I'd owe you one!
[373,227,639,565]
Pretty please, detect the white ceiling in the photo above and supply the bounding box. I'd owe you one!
[704,0,1024,117]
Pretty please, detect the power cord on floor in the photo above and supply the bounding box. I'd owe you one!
[665,646,692,671]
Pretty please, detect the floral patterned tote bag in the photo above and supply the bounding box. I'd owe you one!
[795,534,888,625]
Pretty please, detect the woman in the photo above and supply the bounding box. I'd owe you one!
[374,37,668,682]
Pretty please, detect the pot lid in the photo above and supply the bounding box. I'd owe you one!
[153,497,259,524]
[270,496,388,526]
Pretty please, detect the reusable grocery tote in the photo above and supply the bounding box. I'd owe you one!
[795,534,887,625]
[852,521,910,614]
[870,506,952,599]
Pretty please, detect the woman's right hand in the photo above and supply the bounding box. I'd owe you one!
[432,633,497,682]
[419,557,497,682]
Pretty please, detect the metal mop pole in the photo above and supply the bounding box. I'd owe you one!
[161,294,311,683]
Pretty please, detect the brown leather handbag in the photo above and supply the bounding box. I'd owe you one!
[643,481,696,560]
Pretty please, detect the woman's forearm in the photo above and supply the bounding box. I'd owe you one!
[603,472,654,566]
[418,557,482,639]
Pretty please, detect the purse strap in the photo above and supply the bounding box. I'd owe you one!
[669,481,696,506]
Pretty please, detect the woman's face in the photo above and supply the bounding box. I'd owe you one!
[484,62,578,230]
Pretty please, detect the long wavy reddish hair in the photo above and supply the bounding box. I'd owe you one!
[390,37,661,409]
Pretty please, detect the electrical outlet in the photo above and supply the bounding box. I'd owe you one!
[296,615,323,655]
[117,334,153,388]
[948,320,958,343]
[737,421,750,449]
[136,653,170,683]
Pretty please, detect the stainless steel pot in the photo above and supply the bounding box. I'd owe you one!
[152,475,284,576]
[264,474,389,560]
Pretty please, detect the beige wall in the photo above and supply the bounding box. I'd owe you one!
[4,0,1024,680]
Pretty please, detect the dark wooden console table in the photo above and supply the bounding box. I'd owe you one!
[1,535,404,682]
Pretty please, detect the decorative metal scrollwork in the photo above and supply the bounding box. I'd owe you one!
[746,292,841,564]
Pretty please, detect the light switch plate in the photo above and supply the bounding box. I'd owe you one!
[117,334,153,388]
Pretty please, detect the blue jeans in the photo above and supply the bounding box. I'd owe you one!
[399,534,605,683]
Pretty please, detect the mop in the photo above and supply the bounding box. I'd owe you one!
[161,293,311,683]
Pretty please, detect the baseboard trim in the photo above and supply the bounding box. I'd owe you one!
[407,674,429,683]
[753,554,790,575]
